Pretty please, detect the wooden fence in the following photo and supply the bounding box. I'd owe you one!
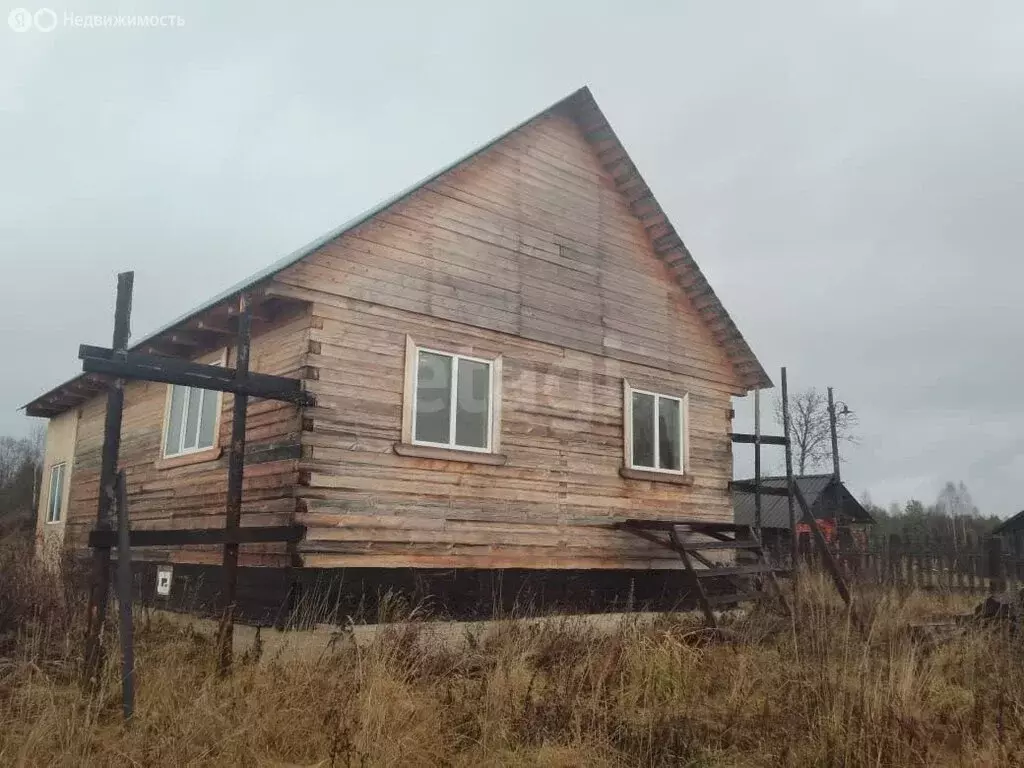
[795,533,1024,595]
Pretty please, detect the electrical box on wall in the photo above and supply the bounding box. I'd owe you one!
[156,565,173,597]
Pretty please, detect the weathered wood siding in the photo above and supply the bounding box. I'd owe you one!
[63,308,310,566]
[272,109,744,570]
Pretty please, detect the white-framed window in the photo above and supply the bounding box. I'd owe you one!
[46,462,66,524]
[162,384,222,458]
[409,345,497,453]
[624,381,689,474]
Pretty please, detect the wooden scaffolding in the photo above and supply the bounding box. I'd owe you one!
[617,367,854,628]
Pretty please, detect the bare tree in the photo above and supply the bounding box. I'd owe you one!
[28,423,46,514]
[935,480,978,552]
[0,436,31,488]
[774,387,858,474]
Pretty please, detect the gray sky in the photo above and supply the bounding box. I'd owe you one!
[3,1,1022,516]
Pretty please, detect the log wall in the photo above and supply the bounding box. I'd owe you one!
[62,307,310,566]
[270,109,746,570]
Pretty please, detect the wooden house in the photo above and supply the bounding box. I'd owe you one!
[26,87,772,619]
[993,511,1024,559]
[733,474,874,556]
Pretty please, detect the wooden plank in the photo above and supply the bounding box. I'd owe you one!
[89,525,305,548]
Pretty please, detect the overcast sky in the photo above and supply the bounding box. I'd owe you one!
[2,1,1022,516]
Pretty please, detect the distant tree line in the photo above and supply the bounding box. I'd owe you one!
[860,481,1003,550]
[0,428,45,536]
[767,388,1005,552]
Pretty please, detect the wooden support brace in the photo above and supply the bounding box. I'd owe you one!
[79,345,314,406]
[793,482,856,614]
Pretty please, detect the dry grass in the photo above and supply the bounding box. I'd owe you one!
[1,545,1022,766]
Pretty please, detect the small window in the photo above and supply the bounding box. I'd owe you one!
[625,383,687,473]
[412,347,493,452]
[163,384,221,457]
[46,463,66,523]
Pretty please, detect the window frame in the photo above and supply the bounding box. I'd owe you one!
[160,350,226,460]
[623,380,690,475]
[46,462,66,524]
[406,340,499,454]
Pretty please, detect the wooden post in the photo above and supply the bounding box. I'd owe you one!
[753,388,762,539]
[781,368,798,571]
[114,470,135,721]
[82,271,134,690]
[218,293,252,674]
[986,537,1004,595]
[887,534,900,587]
[798,531,812,565]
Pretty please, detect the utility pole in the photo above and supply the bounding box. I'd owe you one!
[753,388,761,539]
[781,368,797,571]
[827,386,844,554]
[827,386,840,482]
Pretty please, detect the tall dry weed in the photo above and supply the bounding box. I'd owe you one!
[0,546,1021,767]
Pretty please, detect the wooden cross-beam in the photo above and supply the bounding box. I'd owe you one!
[78,345,314,406]
[730,433,788,446]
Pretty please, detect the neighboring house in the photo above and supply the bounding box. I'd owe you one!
[733,474,874,553]
[26,87,771,618]
[993,511,1024,557]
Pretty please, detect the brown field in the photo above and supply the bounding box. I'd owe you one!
[1,538,1022,767]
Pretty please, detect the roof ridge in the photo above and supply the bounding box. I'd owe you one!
[25,85,770,416]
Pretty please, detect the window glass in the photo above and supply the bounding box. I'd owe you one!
[47,463,65,523]
[415,351,453,444]
[182,388,201,449]
[198,389,219,447]
[455,359,489,449]
[164,385,219,457]
[658,396,681,471]
[165,385,186,455]
[631,392,655,468]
